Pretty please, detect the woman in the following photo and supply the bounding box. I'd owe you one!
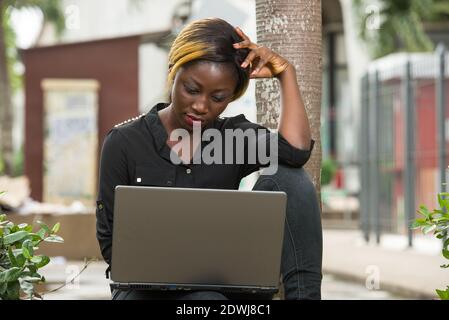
[96,18,322,300]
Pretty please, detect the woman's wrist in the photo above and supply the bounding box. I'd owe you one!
[275,62,295,81]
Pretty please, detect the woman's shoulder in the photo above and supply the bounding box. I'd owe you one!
[102,113,148,147]
[113,113,146,129]
[215,113,264,131]
[215,113,250,127]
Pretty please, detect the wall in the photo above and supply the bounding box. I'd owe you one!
[23,35,140,201]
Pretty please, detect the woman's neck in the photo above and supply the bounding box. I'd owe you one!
[158,104,179,135]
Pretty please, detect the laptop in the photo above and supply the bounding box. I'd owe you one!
[110,185,287,294]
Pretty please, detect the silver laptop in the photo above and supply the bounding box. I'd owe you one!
[110,185,286,294]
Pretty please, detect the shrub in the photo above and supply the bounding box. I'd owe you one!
[321,158,337,186]
[412,192,449,300]
[0,191,64,300]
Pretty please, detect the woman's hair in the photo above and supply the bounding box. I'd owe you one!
[167,18,250,102]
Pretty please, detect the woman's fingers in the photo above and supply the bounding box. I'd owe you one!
[241,50,257,68]
[234,26,283,77]
[251,57,268,76]
[233,27,259,49]
[233,40,251,49]
[235,26,250,41]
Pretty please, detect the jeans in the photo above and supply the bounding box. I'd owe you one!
[253,165,323,300]
[112,165,322,300]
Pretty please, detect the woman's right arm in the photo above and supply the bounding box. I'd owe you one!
[96,129,130,266]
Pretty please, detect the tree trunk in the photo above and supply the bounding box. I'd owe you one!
[0,2,14,176]
[255,0,322,194]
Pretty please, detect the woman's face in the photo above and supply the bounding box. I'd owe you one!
[170,61,238,131]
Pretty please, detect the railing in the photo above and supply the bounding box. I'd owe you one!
[359,44,448,246]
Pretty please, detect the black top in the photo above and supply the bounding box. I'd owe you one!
[96,102,314,265]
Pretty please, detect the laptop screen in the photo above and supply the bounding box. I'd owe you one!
[111,186,286,293]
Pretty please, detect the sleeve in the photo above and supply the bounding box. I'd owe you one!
[229,114,315,178]
[96,129,130,266]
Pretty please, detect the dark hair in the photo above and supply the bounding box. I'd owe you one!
[167,18,250,101]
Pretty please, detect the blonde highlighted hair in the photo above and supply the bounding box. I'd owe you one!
[166,18,250,102]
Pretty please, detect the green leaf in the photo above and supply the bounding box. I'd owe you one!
[21,276,42,283]
[443,238,449,250]
[7,247,18,267]
[21,271,44,282]
[0,282,6,295]
[32,273,45,283]
[36,221,50,234]
[443,249,449,260]
[0,267,22,283]
[22,239,34,257]
[27,233,43,246]
[44,235,64,243]
[5,281,20,300]
[411,220,425,229]
[33,256,49,269]
[27,264,37,274]
[30,255,42,265]
[18,278,34,299]
[436,287,449,300]
[423,225,437,234]
[3,231,28,245]
[22,247,31,260]
[438,193,443,205]
[51,222,60,234]
[36,228,46,240]
[15,254,26,268]
[418,206,430,217]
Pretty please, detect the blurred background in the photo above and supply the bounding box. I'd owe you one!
[0,0,448,299]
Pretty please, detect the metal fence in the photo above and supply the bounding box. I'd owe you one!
[359,44,448,246]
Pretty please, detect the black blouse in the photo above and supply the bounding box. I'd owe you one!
[96,102,314,265]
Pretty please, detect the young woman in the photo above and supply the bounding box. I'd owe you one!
[96,18,322,300]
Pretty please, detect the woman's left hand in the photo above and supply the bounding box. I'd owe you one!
[233,27,291,79]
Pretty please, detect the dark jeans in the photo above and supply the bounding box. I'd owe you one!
[112,165,322,300]
[254,165,323,300]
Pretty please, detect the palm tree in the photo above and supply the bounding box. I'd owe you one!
[354,0,449,58]
[255,0,323,192]
[0,0,64,176]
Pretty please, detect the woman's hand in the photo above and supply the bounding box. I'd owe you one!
[233,27,291,79]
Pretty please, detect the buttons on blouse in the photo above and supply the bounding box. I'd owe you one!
[186,168,192,174]
[114,114,145,128]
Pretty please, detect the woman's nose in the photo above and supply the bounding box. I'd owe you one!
[191,97,209,114]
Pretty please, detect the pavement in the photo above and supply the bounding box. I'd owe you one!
[34,229,447,300]
[322,229,447,299]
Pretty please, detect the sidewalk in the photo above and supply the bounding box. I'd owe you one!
[323,229,448,299]
[38,258,111,300]
[35,229,448,300]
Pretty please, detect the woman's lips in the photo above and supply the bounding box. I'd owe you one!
[185,114,203,126]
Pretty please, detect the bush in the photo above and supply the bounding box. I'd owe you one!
[412,192,449,300]
[321,158,337,186]
[0,191,64,300]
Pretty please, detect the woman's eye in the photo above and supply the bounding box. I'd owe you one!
[184,85,199,94]
[212,96,225,103]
